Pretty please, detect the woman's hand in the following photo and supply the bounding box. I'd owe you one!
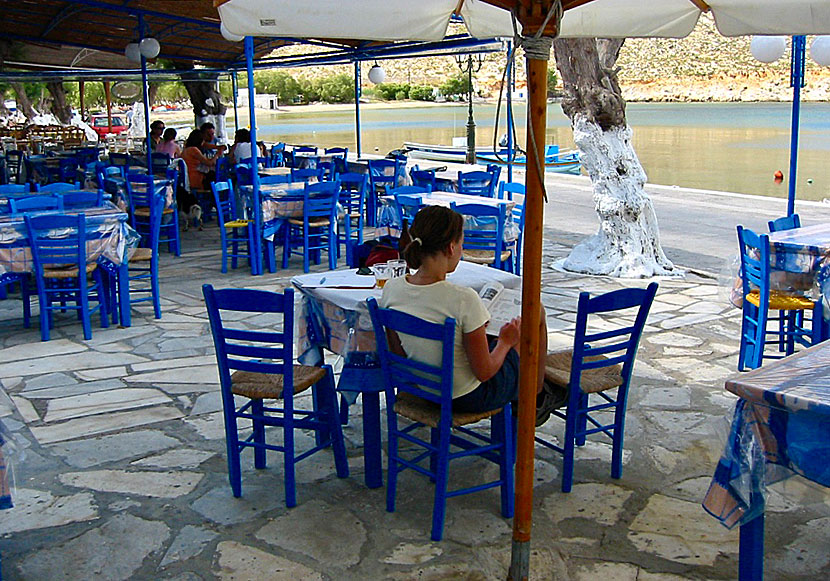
[498,317,521,348]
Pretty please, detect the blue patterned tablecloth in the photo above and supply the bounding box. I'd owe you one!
[703,341,830,529]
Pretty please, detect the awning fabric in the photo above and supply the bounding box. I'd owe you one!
[216,0,830,40]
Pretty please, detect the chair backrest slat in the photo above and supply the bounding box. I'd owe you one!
[768,213,801,232]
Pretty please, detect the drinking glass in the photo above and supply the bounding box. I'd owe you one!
[371,263,391,288]
[387,259,407,279]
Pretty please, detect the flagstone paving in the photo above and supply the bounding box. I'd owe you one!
[0,221,828,581]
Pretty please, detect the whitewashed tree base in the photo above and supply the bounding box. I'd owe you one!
[561,115,682,278]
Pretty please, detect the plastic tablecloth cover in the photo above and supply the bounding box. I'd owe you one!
[703,342,830,529]
[240,182,345,241]
[0,203,139,278]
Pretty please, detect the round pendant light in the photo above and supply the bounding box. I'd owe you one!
[810,36,830,67]
[125,42,141,63]
[139,37,160,59]
[368,63,386,85]
[750,36,787,63]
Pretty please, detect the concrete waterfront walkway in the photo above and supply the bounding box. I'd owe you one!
[1,178,829,580]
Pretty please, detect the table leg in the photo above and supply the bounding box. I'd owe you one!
[117,262,131,327]
[739,513,764,581]
[362,391,383,489]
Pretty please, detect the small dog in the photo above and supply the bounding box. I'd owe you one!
[179,203,203,231]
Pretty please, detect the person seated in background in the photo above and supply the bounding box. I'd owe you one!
[379,205,565,425]
[179,129,213,229]
[149,120,165,150]
[199,122,227,157]
[156,127,181,158]
[228,128,252,166]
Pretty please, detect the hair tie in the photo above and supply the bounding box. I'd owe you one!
[411,237,422,245]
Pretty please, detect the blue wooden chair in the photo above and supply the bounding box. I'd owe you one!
[9,195,63,215]
[387,185,429,229]
[127,174,180,256]
[36,182,80,193]
[0,272,32,328]
[457,170,496,197]
[535,283,658,492]
[25,213,108,341]
[325,147,348,175]
[367,158,404,227]
[202,284,348,505]
[62,191,103,209]
[260,174,292,185]
[0,184,30,194]
[486,164,502,187]
[151,152,171,176]
[282,180,340,273]
[268,143,285,168]
[367,298,514,541]
[768,213,801,232]
[499,182,526,274]
[291,146,318,169]
[120,193,165,320]
[235,162,254,188]
[290,167,323,183]
[409,165,437,190]
[452,202,513,272]
[211,180,254,274]
[337,172,367,266]
[5,150,23,184]
[108,152,130,173]
[736,226,820,370]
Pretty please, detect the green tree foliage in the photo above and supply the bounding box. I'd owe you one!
[439,74,470,99]
[315,74,355,103]
[374,83,409,100]
[255,70,302,103]
[408,85,435,101]
[547,68,560,97]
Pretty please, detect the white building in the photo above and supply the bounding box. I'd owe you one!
[236,92,281,109]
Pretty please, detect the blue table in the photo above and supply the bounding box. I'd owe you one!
[703,341,830,580]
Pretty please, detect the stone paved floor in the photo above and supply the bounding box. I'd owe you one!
[1,220,829,580]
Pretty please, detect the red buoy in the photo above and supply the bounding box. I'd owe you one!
[774,170,784,184]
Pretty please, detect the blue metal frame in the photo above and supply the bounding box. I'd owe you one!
[244,36,263,276]
[787,35,806,217]
[354,61,362,157]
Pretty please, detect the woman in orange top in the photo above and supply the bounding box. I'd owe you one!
[181,129,215,190]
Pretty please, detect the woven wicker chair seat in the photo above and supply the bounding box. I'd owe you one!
[130,248,153,262]
[348,211,361,218]
[745,289,815,310]
[463,249,512,265]
[544,349,623,394]
[134,207,173,217]
[393,391,500,428]
[224,219,252,229]
[43,262,97,279]
[230,365,326,399]
[288,217,331,227]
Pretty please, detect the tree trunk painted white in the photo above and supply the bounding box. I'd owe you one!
[554,38,679,278]
[562,115,679,277]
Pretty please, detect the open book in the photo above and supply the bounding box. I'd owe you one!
[479,282,522,336]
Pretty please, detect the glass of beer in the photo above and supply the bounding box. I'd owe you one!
[371,263,391,288]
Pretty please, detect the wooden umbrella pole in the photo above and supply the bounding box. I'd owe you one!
[508,33,553,581]
[79,81,85,121]
[104,81,113,132]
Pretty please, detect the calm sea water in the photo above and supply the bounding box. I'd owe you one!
[250,101,830,201]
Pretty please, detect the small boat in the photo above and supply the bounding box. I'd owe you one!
[403,141,581,174]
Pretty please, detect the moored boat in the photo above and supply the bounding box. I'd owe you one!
[403,141,581,174]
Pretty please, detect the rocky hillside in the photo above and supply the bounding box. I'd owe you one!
[274,14,830,103]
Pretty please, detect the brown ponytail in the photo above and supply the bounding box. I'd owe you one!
[402,205,464,270]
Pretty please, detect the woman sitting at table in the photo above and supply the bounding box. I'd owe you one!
[380,205,564,424]
[181,129,216,191]
[156,128,181,159]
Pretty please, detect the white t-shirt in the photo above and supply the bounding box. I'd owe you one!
[380,276,490,398]
[233,141,252,162]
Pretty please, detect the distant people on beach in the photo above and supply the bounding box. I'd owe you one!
[156,128,181,158]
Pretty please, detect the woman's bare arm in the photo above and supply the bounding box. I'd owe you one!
[462,317,520,382]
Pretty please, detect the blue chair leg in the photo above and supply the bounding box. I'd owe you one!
[222,404,242,498]
[386,404,400,512]
[251,399,267,469]
[283,411,297,508]
[430,426,451,541]
[302,226,310,273]
[220,227,229,274]
[150,260,161,320]
[79,275,93,340]
[493,406,514,518]
[20,277,31,328]
[562,392,579,493]
[429,428,439,483]
[282,225,291,269]
[322,370,349,479]
[576,392,589,446]
[95,271,109,330]
[611,403,626,480]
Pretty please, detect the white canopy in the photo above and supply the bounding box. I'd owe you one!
[216,0,830,41]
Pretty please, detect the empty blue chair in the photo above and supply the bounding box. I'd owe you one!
[268,143,285,168]
[62,191,103,209]
[409,165,437,190]
[736,226,820,370]
[291,146,318,169]
[25,213,108,341]
[290,167,323,183]
[498,182,526,274]
[457,170,496,197]
[260,174,292,185]
[768,213,801,232]
[36,182,80,193]
[0,272,32,328]
[367,158,403,227]
[108,152,130,173]
[211,180,254,274]
[453,202,513,272]
[535,283,658,492]
[0,184,31,194]
[387,185,429,229]
[151,152,171,176]
[367,298,514,541]
[282,180,340,273]
[9,195,63,215]
[202,284,348,505]
[47,157,81,184]
[337,172,367,266]
[325,147,348,175]
[5,150,23,183]
[127,174,180,256]
[498,181,524,201]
